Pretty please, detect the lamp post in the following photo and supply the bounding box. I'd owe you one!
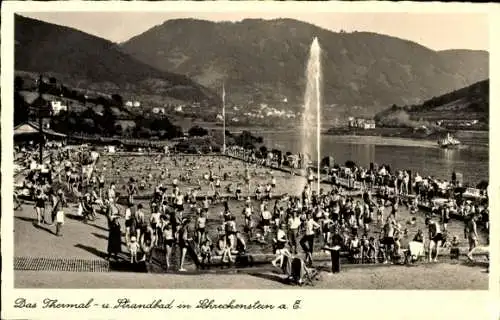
[37,74,44,163]
[222,83,226,154]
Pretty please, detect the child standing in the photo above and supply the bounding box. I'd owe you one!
[200,239,213,267]
[55,196,65,237]
[450,235,460,260]
[261,204,272,236]
[129,236,139,264]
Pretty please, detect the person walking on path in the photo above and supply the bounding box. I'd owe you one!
[34,188,47,225]
[107,202,122,261]
[52,190,65,236]
[465,214,479,262]
[300,213,320,266]
[178,218,194,272]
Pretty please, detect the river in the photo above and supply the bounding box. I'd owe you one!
[258,131,489,185]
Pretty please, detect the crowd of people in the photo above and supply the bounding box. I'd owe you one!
[15,141,489,275]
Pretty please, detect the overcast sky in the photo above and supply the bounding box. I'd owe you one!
[22,12,489,51]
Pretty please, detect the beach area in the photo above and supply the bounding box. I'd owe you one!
[14,152,489,289]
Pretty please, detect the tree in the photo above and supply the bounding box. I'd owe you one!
[259,146,268,157]
[188,125,209,137]
[114,124,123,135]
[82,118,96,133]
[345,160,356,169]
[101,106,117,135]
[111,94,123,106]
[14,91,29,125]
[14,76,24,91]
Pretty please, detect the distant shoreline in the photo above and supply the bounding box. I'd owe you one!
[324,127,488,141]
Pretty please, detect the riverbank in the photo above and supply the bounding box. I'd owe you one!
[325,127,488,142]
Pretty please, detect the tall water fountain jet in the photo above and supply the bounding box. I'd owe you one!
[300,37,322,193]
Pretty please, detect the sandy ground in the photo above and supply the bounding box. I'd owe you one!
[14,191,487,261]
[13,154,489,290]
[14,196,489,290]
[15,262,488,289]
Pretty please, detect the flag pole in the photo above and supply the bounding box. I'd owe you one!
[222,82,226,154]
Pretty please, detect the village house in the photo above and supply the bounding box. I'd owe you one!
[348,117,376,129]
[347,116,356,128]
[152,107,166,114]
[125,101,141,108]
[50,100,67,115]
[362,120,376,129]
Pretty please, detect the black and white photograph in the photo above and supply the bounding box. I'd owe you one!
[2,1,494,299]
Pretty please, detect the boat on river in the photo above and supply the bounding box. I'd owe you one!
[438,133,461,148]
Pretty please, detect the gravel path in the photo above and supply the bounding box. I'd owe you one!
[15,262,488,289]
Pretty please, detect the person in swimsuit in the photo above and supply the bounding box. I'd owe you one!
[271,176,276,189]
[300,213,320,266]
[200,238,213,267]
[245,167,251,196]
[287,210,301,255]
[53,190,65,236]
[124,202,134,244]
[365,236,377,263]
[321,213,333,246]
[34,188,47,225]
[382,218,395,263]
[261,204,272,236]
[377,199,385,224]
[162,222,175,270]
[216,228,234,264]
[255,184,263,201]
[81,193,96,222]
[466,214,479,262]
[150,204,161,246]
[225,215,237,250]
[127,178,137,205]
[271,223,290,268]
[98,173,105,200]
[196,209,207,247]
[140,225,156,263]
[175,192,184,215]
[107,183,116,203]
[391,201,399,220]
[348,213,358,236]
[363,204,374,233]
[234,231,247,256]
[426,217,443,262]
[349,234,361,263]
[215,177,221,191]
[265,183,272,200]
[202,196,210,213]
[441,204,451,232]
[208,170,215,191]
[129,236,139,264]
[177,218,192,272]
[135,204,146,242]
[235,183,242,201]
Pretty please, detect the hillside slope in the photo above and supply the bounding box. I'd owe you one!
[121,18,488,112]
[15,15,219,105]
[375,79,489,127]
